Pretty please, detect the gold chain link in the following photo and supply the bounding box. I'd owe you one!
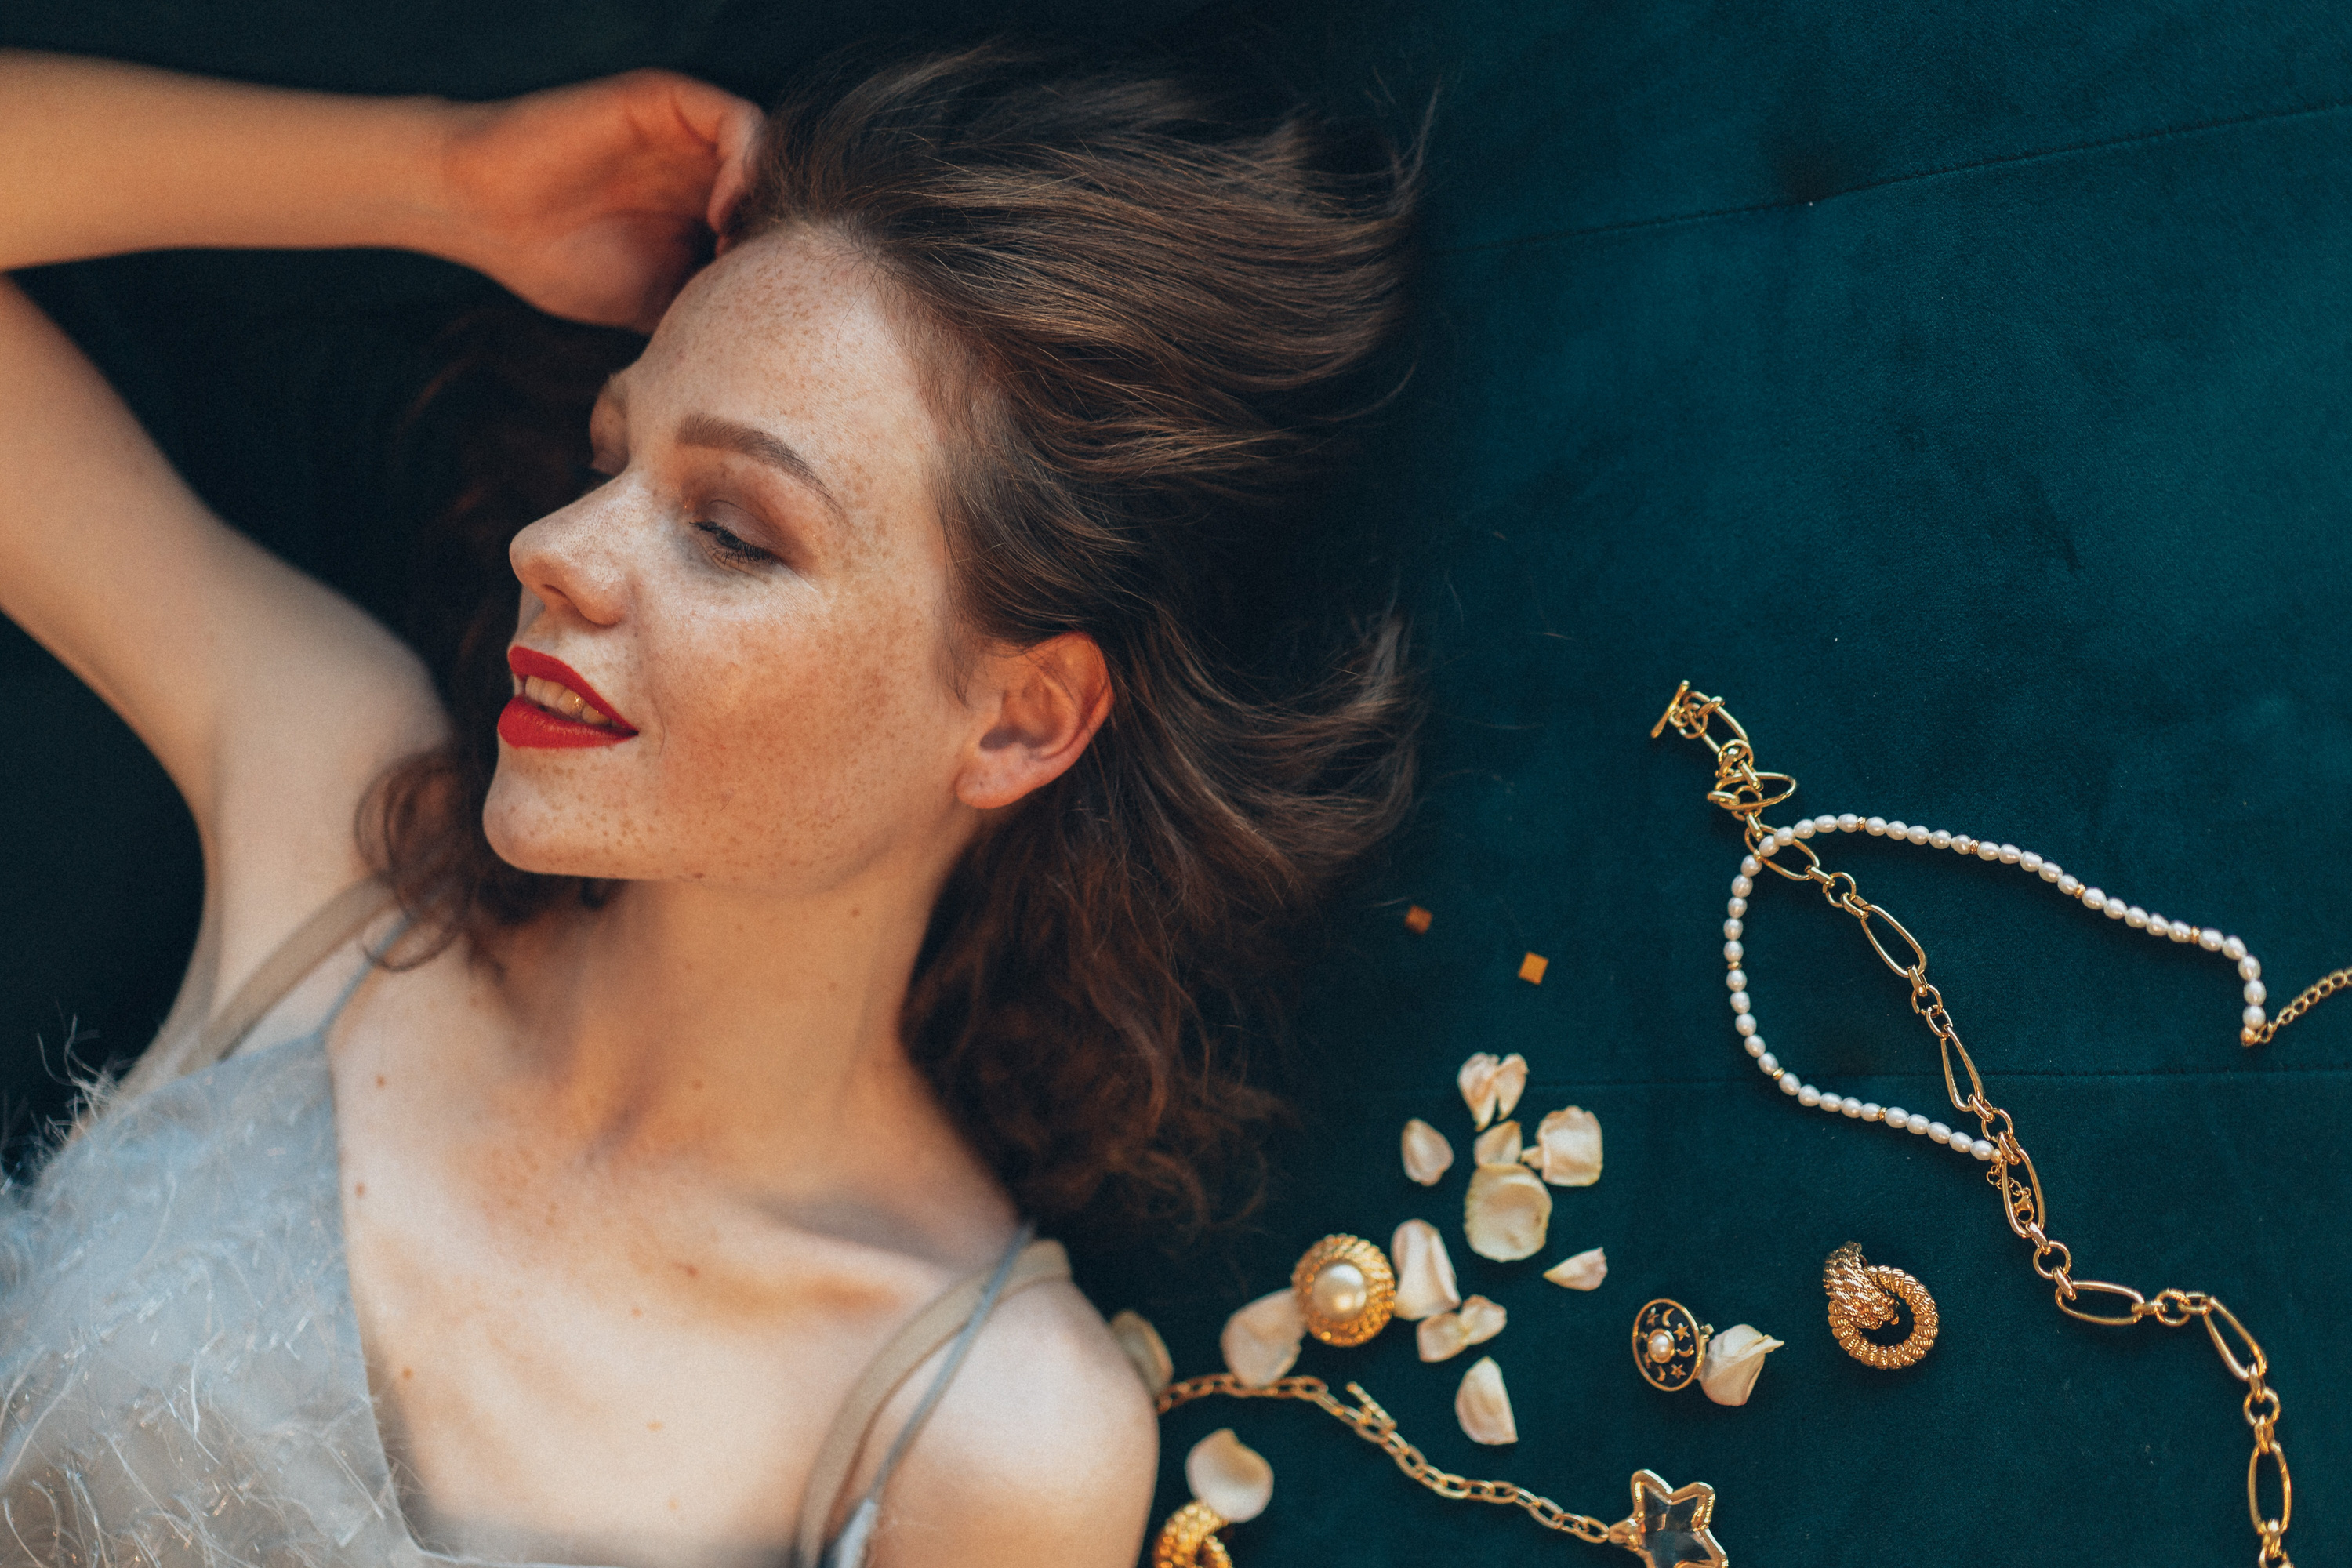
[1656,683,2311,1568]
[2248,967,2352,1044]
[1156,1374,1619,1547]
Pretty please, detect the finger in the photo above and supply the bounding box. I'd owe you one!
[706,103,766,235]
[646,72,759,152]
[633,74,763,233]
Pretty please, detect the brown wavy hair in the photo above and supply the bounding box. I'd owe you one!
[370,44,1421,1239]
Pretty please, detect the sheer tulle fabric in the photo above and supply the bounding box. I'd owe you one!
[0,1033,506,1566]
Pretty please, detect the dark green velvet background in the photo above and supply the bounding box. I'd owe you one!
[3,2,2347,1563]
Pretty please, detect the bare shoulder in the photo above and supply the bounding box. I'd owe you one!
[869,1279,1160,1568]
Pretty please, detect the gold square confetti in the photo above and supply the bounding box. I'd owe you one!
[1404,905,1433,934]
[1518,952,1549,985]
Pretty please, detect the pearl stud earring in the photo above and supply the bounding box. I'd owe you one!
[1291,1234,1397,1346]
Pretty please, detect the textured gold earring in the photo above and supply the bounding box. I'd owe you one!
[1823,1243,1938,1369]
[1292,1233,1396,1346]
[1152,1501,1234,1568]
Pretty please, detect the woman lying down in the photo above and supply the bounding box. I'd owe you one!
[0,40,1417,1568]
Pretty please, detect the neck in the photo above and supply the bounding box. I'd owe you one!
[492,865,1013,1264]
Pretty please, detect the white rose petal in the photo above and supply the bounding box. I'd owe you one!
[1416,1312,1470,1362]
[1457,1052,1503,1129]
[1542,1247,1608,1291]
[1107,1309,1174,1396]
[1456,1294,1507,1346]
[1492,1054,1528,1120]
[1454,1356,1518,1444]
[1464,1163,1552,1261]
[1527,1105,1603,1186]
[1697,1323,1784,1407]
[1414,1294,1507,1363]
[1220,1288,1305,1387]
[1401,1118,1455,1186]
[1391,1218,1462,1320]
[1472,1120,1523,1167]
[1185,1428,1274,1523]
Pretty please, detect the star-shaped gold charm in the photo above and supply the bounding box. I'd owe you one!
[1613,1469,1728,1568]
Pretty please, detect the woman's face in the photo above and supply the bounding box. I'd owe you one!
[484,227,985,896]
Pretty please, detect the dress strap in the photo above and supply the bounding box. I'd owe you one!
[118,875,401,1099]
[793,1229,1072,1568]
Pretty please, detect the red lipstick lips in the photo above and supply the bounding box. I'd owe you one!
[500,646,639,750]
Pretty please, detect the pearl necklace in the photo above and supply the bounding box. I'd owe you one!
[1656,682,2319,1566]
[1722,813,2270,1156]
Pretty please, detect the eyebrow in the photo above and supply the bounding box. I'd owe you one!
[674,411,848,524]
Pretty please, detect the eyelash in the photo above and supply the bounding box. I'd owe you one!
[572,463,779,569]
[693,520,776,567]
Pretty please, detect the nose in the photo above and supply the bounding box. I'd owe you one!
[510,483,633,630]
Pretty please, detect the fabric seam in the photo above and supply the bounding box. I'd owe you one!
[1449,95,2352,255]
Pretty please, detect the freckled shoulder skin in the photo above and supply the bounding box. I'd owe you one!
[857,1282,1161,1568]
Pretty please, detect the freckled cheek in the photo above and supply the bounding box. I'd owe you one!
[639,593,964,847]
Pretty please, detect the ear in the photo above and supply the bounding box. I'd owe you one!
[954,633,1112,811]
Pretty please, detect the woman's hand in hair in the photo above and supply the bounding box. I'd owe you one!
[436,69,763,334]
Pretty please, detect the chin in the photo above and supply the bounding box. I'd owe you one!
[481,771,634,881]
[481,811,594,880]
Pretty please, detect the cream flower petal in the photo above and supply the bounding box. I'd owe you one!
[1542,1246,1608,1291]
[1472,1120,1523,1167]
[1457,1053,1502,1129]
[1107,1309,1174,1396]
[1454,1356,1517,1445]
[1416,1312,1470,1363]
[1220,1287,1305,1387]
[1185,1428,1274,1523]
[1528,1105,1603,1186]
[1401,1118,1455,1186]
[1492,1054,1528,1120]
[1464,1163,1552,1261]
[1455,1294,1507,1346]
[1698,1323,1784,1407]
[1391,1218,1462,1320]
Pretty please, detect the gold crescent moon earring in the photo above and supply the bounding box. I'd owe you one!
[1631,1298,1713,1392]
[1823,1243,1939,1369]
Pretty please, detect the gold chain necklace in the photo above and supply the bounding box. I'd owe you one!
[1654,682,2337,1567]
[1154,1374,1725,1566]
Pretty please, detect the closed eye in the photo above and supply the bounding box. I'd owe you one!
[695,519,776,568]
[567,456,780,569]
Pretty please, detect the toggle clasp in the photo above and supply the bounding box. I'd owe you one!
[1654,682,1798,822]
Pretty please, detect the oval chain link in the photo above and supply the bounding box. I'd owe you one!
[1653,684,2312,1568]
[1156,1374,1617,1546]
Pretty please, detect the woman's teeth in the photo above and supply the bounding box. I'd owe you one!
[520,674,611,727]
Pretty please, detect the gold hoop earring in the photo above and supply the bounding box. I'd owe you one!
[1823,1243,1939,1369]
[1151,1501,1233,1568]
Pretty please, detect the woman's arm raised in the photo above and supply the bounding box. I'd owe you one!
[0,53,762,322]
[0,51,758,1011]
